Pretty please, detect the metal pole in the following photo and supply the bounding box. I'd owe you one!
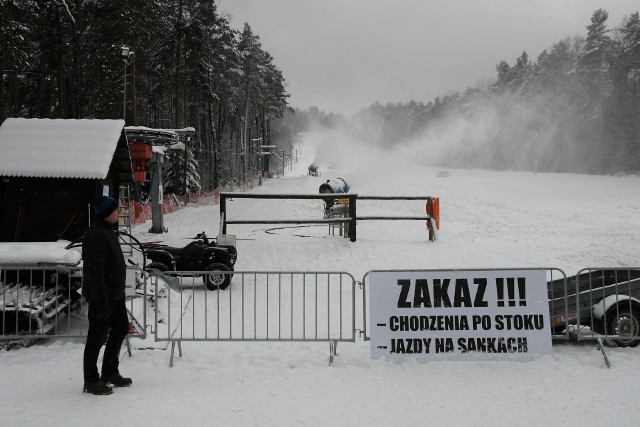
[150,152,165,233]
[131,57,137,125]
[183,143,188,195]
[123,60,127,121]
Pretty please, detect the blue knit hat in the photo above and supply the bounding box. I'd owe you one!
[94,196,118,219]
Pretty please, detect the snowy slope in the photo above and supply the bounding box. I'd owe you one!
[1,130,639,426]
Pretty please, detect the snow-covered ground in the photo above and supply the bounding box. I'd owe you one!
[2,130,640,426]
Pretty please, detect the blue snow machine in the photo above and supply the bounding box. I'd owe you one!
[319,178,350,217]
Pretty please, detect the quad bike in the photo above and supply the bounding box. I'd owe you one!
[142,232,237,290]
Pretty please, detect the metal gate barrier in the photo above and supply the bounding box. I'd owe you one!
[4,265,640,367]
[548,267,640,366]
[572,268,640,344]
[0,266,147,350]
[151,270,357,366]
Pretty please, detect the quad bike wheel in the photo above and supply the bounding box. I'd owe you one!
[204,263,231,291]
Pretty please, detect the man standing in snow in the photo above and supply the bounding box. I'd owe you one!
[82,195,132,395]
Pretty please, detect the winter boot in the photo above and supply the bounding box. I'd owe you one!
[101,373,132,387]
[83,380,113,395]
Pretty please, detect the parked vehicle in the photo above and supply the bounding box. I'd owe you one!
[548,269,640,347]
[142,232,237,290]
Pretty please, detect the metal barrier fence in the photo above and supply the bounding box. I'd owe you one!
[0,266,147,349]
[3,264,639,367]
[572,268,640,345]
[547,268,640,346]
[546,268,571,341]
[152,270,357,366]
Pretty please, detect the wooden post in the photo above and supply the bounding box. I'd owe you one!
[220,193,227,234]
[427,219,434,242]
[426,198,432,241]
[349,194,356,242]
[426,198,436,242]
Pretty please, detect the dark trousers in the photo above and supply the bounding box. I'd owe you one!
[83,298,129,383]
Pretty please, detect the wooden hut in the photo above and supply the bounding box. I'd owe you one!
[0,118,133,242]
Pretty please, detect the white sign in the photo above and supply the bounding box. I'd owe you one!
[369,270,552,360]
[125,268,137,297]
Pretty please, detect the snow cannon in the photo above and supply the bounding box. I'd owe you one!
[319,178,349,195]
[319,178,350,211]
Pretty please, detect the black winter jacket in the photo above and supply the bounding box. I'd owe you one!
[82,219,126,302]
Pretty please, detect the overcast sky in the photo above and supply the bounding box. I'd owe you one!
[218,0,639,116]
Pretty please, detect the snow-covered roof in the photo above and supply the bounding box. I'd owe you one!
[0,118,125,179]
[124,126,180,146]
[0,241,81,266]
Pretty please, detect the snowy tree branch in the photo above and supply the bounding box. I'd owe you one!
[59,0,76,25]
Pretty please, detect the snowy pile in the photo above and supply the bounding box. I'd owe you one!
[0,240,81,265]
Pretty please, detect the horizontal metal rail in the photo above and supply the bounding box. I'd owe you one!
[226,218,351,225]
[357,216,430,221]
[219,193,435,200]
[356,196,438,240]
[220,192,355,200]
[358,196,435,200]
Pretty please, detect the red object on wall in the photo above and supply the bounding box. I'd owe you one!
[130,140,152,183]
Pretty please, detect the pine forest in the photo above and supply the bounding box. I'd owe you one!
[2,3,640,186]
